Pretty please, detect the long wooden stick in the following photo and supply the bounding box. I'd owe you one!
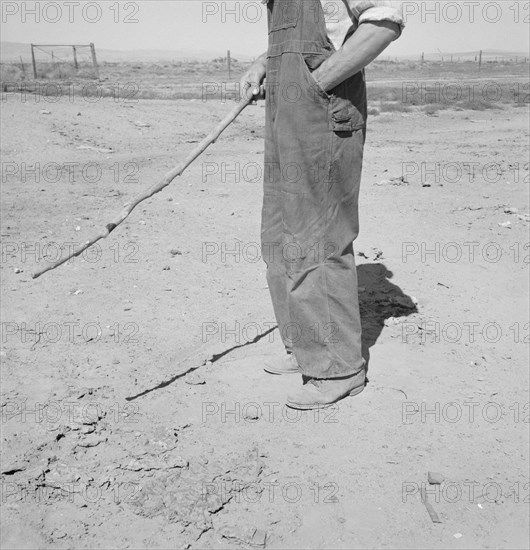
[32,97,252,279]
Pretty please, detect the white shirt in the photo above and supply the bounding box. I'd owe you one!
[263,0,405,49]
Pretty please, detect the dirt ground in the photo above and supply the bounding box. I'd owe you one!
[1,77,529,550]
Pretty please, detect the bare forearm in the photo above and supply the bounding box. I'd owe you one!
[256,51,268,66]
[313,21,400,92]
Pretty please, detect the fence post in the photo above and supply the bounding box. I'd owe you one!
[90,42,100,79]
[227,49,232,80]
[478,50,482,72]
[30,44,37,79]
[73,46,79,69]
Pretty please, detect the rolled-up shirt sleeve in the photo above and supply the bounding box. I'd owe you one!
[348,1,405,38]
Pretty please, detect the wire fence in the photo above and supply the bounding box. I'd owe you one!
[1,47,528,106]
[0,44,100,81]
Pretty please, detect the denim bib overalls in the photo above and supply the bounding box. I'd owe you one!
[262,0,367,377]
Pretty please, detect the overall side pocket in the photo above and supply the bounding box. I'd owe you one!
[300,54,331,103]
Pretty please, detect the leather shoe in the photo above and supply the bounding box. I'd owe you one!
[264,353,299,375]
[286,370,366,410]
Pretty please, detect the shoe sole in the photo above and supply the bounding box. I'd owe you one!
[286,383,365,410]
[263,367,299,375]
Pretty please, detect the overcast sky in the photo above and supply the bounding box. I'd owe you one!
[1,1,529,57]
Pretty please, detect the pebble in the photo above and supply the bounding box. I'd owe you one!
[384,317,401,326]
[428,471,445,485]
[244,410,261,421]
[251,529,267,548]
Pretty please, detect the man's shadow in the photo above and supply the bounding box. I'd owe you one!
[357,263,418,374]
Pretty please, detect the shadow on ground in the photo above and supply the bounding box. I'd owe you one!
[358,263,418,371]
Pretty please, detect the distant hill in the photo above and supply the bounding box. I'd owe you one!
[2,42,526,65]
[0,42,254,63]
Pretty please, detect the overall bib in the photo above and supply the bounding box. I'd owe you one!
[262,0,367,378]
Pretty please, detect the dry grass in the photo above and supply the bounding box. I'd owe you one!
[1,59,528,113]
[378,102,412,113]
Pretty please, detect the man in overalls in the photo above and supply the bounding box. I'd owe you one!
[240,0,404,409]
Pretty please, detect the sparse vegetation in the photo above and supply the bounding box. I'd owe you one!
[1,58,527,112]
[0,63,25,82]
[378,102,412,113]
[458,99,499,111]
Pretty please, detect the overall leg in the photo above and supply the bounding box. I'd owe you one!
[261,56,294,357]
[272,52,365,380]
